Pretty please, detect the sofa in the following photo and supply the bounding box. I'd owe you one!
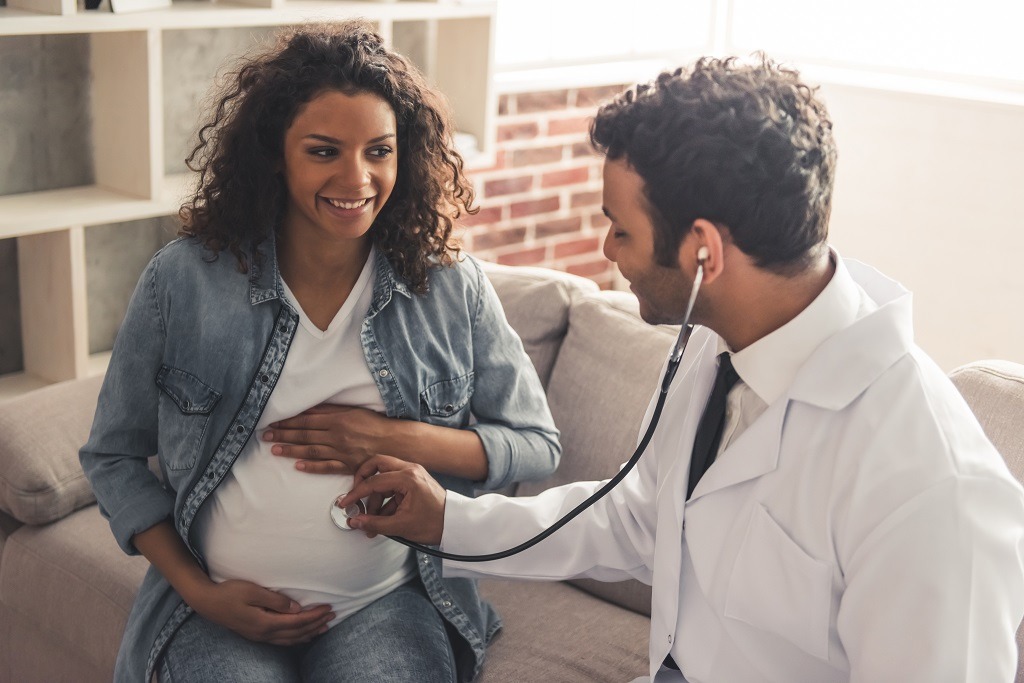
[1,261,1022,683]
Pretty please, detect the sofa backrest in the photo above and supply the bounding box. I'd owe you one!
[949,359,1024,683]
[479,261,599,388]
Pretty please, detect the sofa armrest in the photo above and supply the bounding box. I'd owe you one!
[0,375,104,525]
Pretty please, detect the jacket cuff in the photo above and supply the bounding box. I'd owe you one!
[465,423,513,491]
[108,485,175,555]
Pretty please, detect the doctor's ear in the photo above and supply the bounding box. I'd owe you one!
[680,219,726,283]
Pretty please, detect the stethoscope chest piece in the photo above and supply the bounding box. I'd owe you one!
[330,496,366,531]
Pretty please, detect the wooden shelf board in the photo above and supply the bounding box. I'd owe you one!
[0,1,494,36]
[0,176,190,239]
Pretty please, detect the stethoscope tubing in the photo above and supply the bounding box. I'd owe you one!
[385,261,706,562]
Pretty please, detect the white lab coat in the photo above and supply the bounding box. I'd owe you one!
[443,260,1024,682]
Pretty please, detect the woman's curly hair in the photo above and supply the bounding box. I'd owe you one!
[591,55,836,273]
[179,20,475,293]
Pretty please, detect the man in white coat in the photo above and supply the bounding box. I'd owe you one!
[338,56,1024,682]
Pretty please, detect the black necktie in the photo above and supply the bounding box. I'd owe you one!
[686,352,740,500]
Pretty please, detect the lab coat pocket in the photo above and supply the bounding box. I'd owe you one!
[155,365,221,471]
[420,372,475,426]
[724,503,831,662]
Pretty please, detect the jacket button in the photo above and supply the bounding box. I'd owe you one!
[260,374,269,383]
[236,425,244,434]
[182,400,191,410]
[379,369,389,378]
[443,403,454,412]
[442,600,452,607]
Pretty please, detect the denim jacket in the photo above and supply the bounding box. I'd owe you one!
[79,237,561,682]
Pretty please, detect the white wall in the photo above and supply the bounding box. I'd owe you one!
[822,82,1024,371]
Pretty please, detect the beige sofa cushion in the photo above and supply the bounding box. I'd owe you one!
[478,578,649,682]
[0,376,103,525]
[519,291,677,616]
[0,504,148,681]
[481,262,599,387]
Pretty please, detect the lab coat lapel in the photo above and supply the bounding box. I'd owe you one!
[687,396,786,502]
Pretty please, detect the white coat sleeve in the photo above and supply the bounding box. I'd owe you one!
[441,411,665,584]
[838,474,1024,683]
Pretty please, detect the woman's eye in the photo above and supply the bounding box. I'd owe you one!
[368,146,394,159]
[310,147,337,158]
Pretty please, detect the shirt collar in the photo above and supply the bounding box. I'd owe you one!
[724,249,868,406]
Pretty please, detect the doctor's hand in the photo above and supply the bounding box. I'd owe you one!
[187,579,334,646]
[263,404,389,474]
[338,455,446,544]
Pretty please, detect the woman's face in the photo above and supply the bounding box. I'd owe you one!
[281,89,399,245]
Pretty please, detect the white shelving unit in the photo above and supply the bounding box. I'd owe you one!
[0,0,497,402]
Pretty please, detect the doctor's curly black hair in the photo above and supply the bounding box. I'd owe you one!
[179,20,474,293]
[591,55,837,274]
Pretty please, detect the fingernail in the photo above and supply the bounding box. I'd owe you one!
[262,431,273,441]
[271,445,282,455]
[296,462,306,471]
[289,601,301,613]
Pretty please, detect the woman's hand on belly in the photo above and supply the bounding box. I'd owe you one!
[263,404,385,475]
[190,578,335,646]
[264,402,488,481]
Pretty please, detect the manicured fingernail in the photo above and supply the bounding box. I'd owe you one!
[271,445,282,455]
[262,431,273,441]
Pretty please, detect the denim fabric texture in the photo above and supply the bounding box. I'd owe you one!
[159,578,457,683]
[79,236,561,682]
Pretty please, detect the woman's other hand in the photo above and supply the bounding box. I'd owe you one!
[188,578,335,645]
[263,404,387,474]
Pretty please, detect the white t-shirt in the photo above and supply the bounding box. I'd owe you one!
[195,247,414,627]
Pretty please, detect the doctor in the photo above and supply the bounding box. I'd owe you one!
[338,56,1024,682]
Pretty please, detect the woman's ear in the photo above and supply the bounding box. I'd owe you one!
[679,218,726,284]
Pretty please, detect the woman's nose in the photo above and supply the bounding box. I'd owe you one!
[335,155,370,189]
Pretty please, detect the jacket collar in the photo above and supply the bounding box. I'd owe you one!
[247,233,412,308]
[787,258,914,410]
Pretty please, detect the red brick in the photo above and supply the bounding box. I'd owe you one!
[590,211,611,229]
[572,141,597,158]
[568,259,613,278]
[498,94,512,116]
[536,216,582,238]
[574,84,627,108]
[512,146,564,167]
[571,190,602,209]
[473,226,527,250]
[498,247,547,266]
[484,175,533,198]
[547,115,592,136]
[515,90,570,114]
[497,121,539,142]
[541,167,590,188]
[510,196,560,219]
[554,237,600,259]
[460,205,503,227]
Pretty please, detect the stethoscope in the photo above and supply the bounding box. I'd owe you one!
[331,248,710,562]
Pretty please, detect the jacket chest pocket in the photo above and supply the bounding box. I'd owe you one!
[420,372,474,427]
[156,365,221,471]
[724,503,832,662]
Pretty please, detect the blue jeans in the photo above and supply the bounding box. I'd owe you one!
[159,580,457,683]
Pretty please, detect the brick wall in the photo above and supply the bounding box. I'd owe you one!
[460,83,628,289]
